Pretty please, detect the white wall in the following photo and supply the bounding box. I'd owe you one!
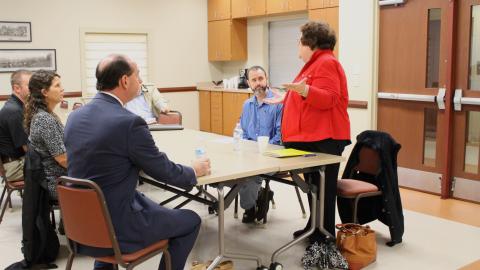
[163,92,199,130]
[0,0,220,127]
[340,0,378,157]
[0,0,221,93]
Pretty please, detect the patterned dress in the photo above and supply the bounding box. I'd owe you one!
[29,109,67,199]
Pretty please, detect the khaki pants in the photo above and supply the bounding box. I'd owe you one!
[3,157,24,181]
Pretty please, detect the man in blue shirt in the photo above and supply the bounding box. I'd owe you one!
[239,65,282,223]
[125,83,169,124]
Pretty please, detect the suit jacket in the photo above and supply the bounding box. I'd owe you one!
[64,92,196,256]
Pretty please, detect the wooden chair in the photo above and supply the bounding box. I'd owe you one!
[60,100,69,109]
[337,146,383,224]
[157,111,182,125]
[72,102,83,110]
[0,158,24,224]
[56,176,171,270]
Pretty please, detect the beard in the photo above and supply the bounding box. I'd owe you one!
[253,85,267,94]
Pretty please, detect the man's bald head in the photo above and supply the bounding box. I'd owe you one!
[95,54,134,91]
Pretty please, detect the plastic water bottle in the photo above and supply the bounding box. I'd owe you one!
[233,122,243,151]
[195,147,206,159]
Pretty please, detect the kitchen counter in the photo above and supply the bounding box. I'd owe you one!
[196,82,253,94]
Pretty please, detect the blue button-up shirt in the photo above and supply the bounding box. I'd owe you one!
[240,89,283,145]
[125,92,156,123]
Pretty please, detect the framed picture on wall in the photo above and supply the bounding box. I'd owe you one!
[0,49,56,73]
[0,21,32,42]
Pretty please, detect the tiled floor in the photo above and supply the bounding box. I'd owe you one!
[0,183,479,269]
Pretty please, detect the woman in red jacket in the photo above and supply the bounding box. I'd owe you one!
[268,21,351,244]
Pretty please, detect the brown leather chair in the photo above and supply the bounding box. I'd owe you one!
[337,146,382,224]
[72,102,83,110]
[0,158,24,224]
[157,110,182,125]
[60,100,69,109]
[56,176,171,270]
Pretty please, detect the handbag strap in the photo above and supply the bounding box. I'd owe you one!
[336,223,374,236]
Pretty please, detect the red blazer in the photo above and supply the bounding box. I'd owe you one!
[281,49,350,142]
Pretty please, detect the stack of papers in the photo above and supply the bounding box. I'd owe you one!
[263,148,314,158]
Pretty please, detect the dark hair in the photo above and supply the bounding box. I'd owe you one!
[10,69,32,88]
[300,21,336,51]
[246,65,267,80]
[24,70,60,134]
[95,55,133,91]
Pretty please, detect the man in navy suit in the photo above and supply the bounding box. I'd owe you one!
[64,54,211,270]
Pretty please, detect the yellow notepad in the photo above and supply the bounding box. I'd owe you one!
[263,148,314,158]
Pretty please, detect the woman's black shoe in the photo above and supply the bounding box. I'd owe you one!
[308,229,326,244]
[293,225,311,238]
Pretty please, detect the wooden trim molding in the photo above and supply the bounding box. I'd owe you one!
[158,86,197,93]
[63,91,83,98]
[1,91,82,101]
[348,100,368,109]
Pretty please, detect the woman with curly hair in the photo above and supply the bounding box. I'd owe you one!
[266,21,351,244]
[24,70,67,199]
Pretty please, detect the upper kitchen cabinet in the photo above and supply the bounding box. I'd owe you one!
[208,19,247,61]
[266,0,307,15]
[308,7,339,56]
[208,0,231,21]
[308,0,339,9]
[232,0,266,18]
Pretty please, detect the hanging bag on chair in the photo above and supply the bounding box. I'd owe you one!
[336,224,377,270]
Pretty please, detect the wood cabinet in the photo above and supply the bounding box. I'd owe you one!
[198,90,250,136]
[232,0,266,18]
[266,0,307,15]
[309,7,339,57]
[208,19,247,61]
[308,0,339,9]
[210,92,224,134]
[208,0,231,21]
[222,92,249,136]
[199,91,211,132]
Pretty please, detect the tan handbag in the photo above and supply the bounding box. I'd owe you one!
[336,223,377,270]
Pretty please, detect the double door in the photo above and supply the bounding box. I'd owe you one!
[378,0,480,202]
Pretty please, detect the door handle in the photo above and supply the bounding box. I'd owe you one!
[377,92,436,102]
[378,89,446,110]
[436,88,446,110]
[454,89,480,111]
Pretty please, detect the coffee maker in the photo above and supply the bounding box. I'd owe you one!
[237,68,248,89]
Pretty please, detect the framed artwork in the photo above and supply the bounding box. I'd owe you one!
[0,21,32,42]
[0,49,56,73]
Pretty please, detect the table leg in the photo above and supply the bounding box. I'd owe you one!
[317,167,333,238]
[270,191,317,263]
[207,185,263,270]
[269,166,332,266]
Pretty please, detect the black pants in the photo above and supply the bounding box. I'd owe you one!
[284,139,348,237]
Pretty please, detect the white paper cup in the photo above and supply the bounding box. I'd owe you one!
[257,136,269,153]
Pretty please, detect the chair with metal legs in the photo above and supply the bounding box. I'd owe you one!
[57,176,172,270]
[337,146,383,224]
[0,159,24,224]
